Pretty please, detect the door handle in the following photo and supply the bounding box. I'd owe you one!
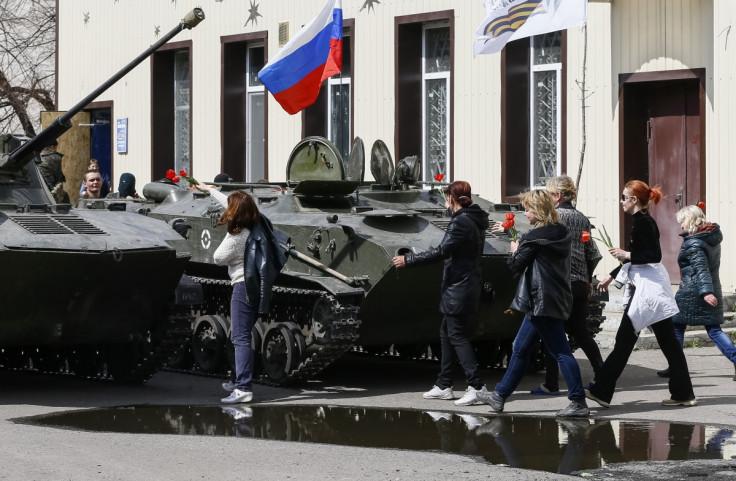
[674,187,683,204]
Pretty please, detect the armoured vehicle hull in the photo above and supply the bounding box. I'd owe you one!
[0,9,206,382]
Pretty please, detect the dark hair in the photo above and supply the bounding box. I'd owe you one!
[84,170,101,181]
[444,181,473,207]
[625,180,663,211]
[217,190,260,234]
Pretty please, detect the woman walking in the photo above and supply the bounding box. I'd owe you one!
[477,189,589,417]
[586,180,696,408]
[527,175,603,395]
[656,205,736,379]
[196,182,287,404]
[392,181,489,406]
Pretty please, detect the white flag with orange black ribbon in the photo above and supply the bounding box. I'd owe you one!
[474,0,587,56]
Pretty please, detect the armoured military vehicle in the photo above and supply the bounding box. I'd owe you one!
[138,136,605,384]
[0,9,206,382]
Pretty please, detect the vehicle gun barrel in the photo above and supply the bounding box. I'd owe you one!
[286,245,367,287]
[1,8,205,172]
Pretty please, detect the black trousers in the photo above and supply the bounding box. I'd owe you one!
[590,287,694,403]
[544,281,605,390]
[436,313,483,390]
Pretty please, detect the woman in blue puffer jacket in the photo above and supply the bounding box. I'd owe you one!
[657,205,735,380]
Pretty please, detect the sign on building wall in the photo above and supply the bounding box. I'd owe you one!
[116,118,128,153]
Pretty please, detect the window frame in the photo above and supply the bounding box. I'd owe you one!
[501,31,567,202]
[395,10,454,183]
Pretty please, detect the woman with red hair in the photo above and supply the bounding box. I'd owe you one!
[586,180,696,409]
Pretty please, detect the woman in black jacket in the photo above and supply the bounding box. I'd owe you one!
[392,181,489,407]
[586,180,696,408]
[477,189,589,417]
[657,205,735,379]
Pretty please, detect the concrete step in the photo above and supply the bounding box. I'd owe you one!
[596,288,736,350]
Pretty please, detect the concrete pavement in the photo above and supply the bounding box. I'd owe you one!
[2,344,736,480]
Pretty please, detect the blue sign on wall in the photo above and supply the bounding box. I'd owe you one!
[116,118,128,153]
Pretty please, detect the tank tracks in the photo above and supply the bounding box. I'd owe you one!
[175,277,361,386]
[0,310,194,383]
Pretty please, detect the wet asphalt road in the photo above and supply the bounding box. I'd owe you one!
[2,346,736,480]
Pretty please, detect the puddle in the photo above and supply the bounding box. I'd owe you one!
[17,405,736,475]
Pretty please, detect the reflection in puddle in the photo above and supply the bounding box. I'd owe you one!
[18,405,736,475]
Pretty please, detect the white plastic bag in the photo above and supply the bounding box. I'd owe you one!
[625,263,679,332]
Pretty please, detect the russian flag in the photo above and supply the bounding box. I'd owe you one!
[258,0,343,115]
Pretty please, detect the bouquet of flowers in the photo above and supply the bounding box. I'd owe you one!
[166,169,198,186]
[501,213,518,241]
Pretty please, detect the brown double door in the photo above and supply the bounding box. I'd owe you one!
[621,71,704,283]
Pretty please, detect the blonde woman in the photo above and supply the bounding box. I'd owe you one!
[477,189,589,417]
[656,205,735,379]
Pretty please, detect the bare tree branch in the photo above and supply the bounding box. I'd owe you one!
[574,23,588,200]
[0,0,56,137]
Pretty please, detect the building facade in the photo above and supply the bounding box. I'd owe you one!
[55,0,736,292]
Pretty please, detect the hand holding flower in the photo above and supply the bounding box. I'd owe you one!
[609,247,630,262]
[194,180,211,192]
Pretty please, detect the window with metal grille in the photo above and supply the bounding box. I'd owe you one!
[530,32,561,188]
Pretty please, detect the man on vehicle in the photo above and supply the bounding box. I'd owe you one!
[81,170,104,199]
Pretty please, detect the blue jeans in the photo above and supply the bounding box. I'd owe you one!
[231,282,258,391]
[495,314,585,401]
[674,324,736,364]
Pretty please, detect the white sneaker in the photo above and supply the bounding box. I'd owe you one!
[426,411,453,422]
[459,414,488,430]
[423,385,454,400]
[221,406,253,420]
[454,386,487,406]
[221,388,253,404]
[222,381,236,392]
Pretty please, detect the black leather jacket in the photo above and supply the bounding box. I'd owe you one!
[244,214,289,314]
[509,222,572,320]
[404,204,489,315]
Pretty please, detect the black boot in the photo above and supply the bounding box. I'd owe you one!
[657,367,671,378]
